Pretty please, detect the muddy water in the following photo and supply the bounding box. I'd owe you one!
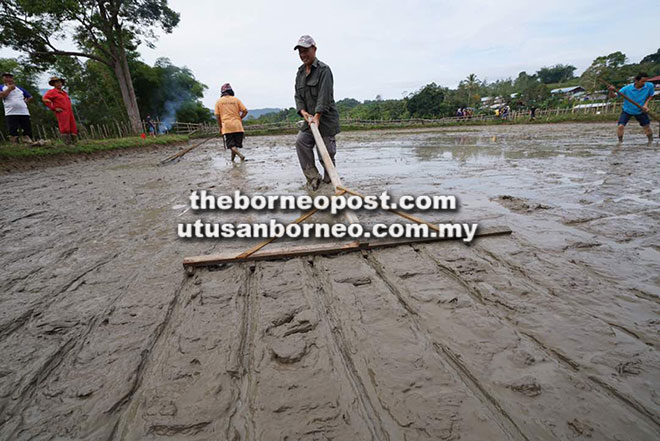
[0,123,658,440]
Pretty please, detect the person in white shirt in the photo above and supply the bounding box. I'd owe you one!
[0,72,34,143]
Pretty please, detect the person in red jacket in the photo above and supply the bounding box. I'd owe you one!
[42,76,78,144]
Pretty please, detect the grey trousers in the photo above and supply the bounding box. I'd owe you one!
[295,130,336,183]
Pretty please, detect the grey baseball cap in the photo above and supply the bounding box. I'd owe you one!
[294,35,316,50]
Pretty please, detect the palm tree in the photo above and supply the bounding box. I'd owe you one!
[464,73,479,108]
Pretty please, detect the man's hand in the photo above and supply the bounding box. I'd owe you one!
[300,110,312,122]
[311,113,321,126]
[642,105,649,113]
[7,84,16,91]
[55,108,63,113]
[608,85,616,92]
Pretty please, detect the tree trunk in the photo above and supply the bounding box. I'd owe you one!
[111,49,142,133]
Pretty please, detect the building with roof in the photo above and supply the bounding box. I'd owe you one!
[550,86,585,96]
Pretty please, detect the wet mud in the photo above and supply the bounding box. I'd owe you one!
[0,123,658,440]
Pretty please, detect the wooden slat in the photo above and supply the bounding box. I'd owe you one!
[182,225,511,267]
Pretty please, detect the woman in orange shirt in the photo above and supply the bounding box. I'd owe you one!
[214,83,248,161]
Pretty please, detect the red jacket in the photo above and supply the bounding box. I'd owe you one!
[43,88,73,112]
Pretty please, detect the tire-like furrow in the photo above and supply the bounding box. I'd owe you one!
[306,253,515,440]
[368,245,660,440]
[418,242,660,431]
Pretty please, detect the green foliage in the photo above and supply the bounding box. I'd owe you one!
[52,57,126,125]
[0,0,181,130]
[457,73,481,107]
[580,51,633,92]
[336,98,361,117]
[406,83,449,118]
[134,57,211,124]
[640,48,660,65]
[45,55,212,126]
[0,0,180,65]
[536,64,577,84]
[175,101,212,124]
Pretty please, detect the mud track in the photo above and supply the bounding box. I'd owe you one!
[0,123,658,440]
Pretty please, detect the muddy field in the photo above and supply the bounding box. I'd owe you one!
[0,122,658,440]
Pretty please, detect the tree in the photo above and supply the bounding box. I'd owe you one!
[0,0,180,132]
[144,58,208,126]
[406,83,448,117]
[336,98,360,117]
[536,64,577,84]
[640,48,660,65]
[580,52,629,92]
[458,73,480,107]
[52,56,126,125]
[49,55,210,127]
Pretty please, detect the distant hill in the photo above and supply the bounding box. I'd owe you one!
[246,108,281,119]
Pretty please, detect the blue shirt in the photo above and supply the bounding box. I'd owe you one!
[619,82,654,115]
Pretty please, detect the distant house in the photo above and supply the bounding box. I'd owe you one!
[550,86,585,97]
[573,102,608,110]
[648,75,660,85]
[481,96,506,108]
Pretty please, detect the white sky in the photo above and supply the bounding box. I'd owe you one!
[2,0,659,110]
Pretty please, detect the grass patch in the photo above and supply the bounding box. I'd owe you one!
[0,134,189,160]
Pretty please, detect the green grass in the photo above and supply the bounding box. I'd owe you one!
[0,134,189,160]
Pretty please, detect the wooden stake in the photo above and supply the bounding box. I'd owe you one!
[337,185,445,232]
[160,134,208,164]
[234,189,347,259]
[182,225,512,267]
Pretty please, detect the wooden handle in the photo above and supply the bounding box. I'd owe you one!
[308,123,360,225]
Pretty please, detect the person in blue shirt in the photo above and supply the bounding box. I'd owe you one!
[608,72,655,145]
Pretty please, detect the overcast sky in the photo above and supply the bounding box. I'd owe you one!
[2,0,659,110]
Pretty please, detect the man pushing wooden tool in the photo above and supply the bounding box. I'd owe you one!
[293,35,358,225]
[293,35,342,191]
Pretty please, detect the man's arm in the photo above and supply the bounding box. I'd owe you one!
[607,85,617,99]
[642,87,653,112]
[294,77,310,120]
[312,67,334,125]
[0,85,14,99]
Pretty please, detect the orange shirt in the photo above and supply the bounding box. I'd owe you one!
[214,96,247,134]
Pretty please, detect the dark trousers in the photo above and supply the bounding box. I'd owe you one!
[295,130,336,183]
[6,115,32,137]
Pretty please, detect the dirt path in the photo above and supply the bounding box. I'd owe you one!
[0,123,658,440]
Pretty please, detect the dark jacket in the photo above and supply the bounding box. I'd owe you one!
[294,58,340,137]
